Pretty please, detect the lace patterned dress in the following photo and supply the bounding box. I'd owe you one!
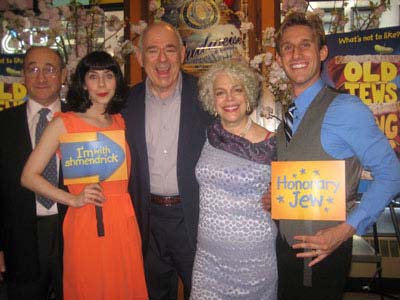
[190,124,277,300]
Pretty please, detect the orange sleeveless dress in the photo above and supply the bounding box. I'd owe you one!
[57,112,148,300]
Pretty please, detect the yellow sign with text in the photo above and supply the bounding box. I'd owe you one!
[271,160,346,221]
[0,81,27,111]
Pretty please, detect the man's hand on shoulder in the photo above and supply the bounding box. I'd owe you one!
[261,189,271,212]
[292,222,356,267]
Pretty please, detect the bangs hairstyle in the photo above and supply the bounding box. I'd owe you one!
[66,51,127,114]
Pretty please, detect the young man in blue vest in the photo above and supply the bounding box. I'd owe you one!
[275,11,400,300]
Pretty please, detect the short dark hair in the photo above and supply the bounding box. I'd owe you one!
[276,11,327,55]
[138,21,184,51]
[23,46,65,69]
[66,51,127,114]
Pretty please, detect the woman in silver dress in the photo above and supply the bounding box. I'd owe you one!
[190,61,277,300]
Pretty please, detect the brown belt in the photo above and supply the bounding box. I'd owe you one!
[150,194,181,206]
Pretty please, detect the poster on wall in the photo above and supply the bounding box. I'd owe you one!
[160,0,243,75]
[322,26,400,159]
[0,54,26,111]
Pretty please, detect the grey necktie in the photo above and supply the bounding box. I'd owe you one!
[35,108,56,209]
[284,102,296,143]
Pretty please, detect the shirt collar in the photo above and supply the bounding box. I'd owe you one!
[27,98,61,124]
[293,79,324,114]
[145,72,182,103]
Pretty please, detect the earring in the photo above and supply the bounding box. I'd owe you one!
[246,101,251,113]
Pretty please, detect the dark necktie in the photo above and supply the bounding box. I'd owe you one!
[35,108,56,209]
[284,103,296,143]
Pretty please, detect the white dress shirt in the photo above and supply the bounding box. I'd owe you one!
[26,98,61,216]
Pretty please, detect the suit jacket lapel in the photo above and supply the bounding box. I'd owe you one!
[17,103,33,161]
[177,73,197,181]
[178,74,192,152]
[136,86,151,192]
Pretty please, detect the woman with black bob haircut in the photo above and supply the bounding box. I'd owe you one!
[67,50,127,114]
[21,50,148,300]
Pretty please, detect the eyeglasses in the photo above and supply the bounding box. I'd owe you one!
[24,66,59,78]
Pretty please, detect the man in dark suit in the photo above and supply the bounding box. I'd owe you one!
[124,22,212,300]
[0,46,68,300]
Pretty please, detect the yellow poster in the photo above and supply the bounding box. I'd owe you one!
[59,130,127,185]
[0,79,26,111]
[271,160,346,221]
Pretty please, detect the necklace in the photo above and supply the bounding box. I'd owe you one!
[239,117,252,137]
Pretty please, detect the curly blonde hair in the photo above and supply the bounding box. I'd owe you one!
[198,60,262,115]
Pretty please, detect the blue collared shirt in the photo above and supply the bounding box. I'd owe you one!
[291,79,400,235]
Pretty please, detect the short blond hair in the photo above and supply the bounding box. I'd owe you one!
[276,11,326,55]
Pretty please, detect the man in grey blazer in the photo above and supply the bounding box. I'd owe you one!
[0,46,68,300]
[124,22,212,300]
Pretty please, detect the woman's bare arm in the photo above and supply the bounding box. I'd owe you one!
[21,117,105,207]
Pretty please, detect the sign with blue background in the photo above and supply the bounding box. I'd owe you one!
[60,130,127,185]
